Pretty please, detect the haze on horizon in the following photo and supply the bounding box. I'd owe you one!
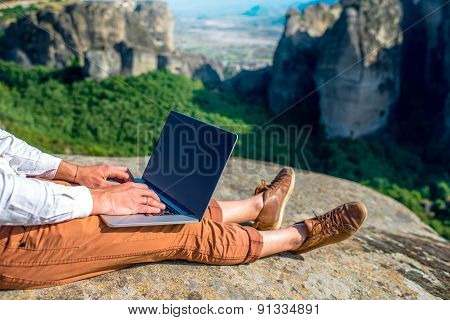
[166,0,325,16]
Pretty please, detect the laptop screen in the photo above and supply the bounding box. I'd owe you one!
[142,111,238,219]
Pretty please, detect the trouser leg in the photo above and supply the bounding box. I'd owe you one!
[0,200,263,289]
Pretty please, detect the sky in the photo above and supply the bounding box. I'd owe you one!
[165,0,315,17]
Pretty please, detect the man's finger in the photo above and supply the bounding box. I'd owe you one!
[103,180,121,187]
[139,188,160,202]
[132,182,149,189]
[125,168,134,181]
[138,205,162,215]
[139,196,165,210]
[107,168,132,182]
[103,166,129,172]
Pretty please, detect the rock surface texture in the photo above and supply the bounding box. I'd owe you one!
[0,1,221,81]
[1,156,448,300]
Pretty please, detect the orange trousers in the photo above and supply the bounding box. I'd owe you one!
[0,199,263,290]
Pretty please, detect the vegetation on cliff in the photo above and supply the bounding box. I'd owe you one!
[0,4,37,37]
[0,61,448,238]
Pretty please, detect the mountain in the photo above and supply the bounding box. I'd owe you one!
[0,1,223,83]
[242,1,340,18]
[243,5,272,16]
[230,0,449,148]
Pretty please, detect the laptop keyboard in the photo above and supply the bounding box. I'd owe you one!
[144,201,179,216]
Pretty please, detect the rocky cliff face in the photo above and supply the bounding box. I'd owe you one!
[220,67,272,104]
[0,2,173,79]
[430,94,450,162]
[427,0,450,158]
[268,4,341,116]
[1,156,448,299]
[158,51,223,86]
[0,1,221,82]
[315,0,402,138]
[268,0,449,141]
[419,0,448,96]
[394,0,449,155]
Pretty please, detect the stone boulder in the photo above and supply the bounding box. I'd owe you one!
[1,156,448,299]
[315,0,403,138]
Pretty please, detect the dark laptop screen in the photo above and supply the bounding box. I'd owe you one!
[143,111,238,218]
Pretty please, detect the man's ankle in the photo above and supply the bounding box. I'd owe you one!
[253,193,264,215]
[291,223,308,250]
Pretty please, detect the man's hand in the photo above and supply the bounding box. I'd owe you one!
[55,161,134,188]
[75,165,134,188]
[90,182,166,216]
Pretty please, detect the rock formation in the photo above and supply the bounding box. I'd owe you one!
[221,67,272,104]
[419,0,449,97]
[268,0,449,141]
[426,0,450,156]
[444,95,450,137]
[158,52,223,86]
[395,0,450,156]
[0,1,221,82]
[429,94,450,162]
[268,4,341,116]
[315,0,403,138]
[1,156,448,299]
[0,2,172,79]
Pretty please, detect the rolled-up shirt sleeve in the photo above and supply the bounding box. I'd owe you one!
[0,170,93,226]
[0,129,62,179]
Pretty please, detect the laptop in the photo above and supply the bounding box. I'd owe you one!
[101,110,238,227]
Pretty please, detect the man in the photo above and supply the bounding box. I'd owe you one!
[0,129,367,289]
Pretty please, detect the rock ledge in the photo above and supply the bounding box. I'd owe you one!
[1,157,448,299]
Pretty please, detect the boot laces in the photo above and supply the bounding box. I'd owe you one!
[255,176,283,196]
[311,205,354,235]
[255,179,269,195]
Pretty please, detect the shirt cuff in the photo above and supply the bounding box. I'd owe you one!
[36,154,62,179]
[71,186,94,219]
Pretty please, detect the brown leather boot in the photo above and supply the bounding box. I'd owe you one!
[292,202,367,254]
[253,167,296,231]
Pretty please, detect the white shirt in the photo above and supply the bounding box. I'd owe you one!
[0,129,93,226]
